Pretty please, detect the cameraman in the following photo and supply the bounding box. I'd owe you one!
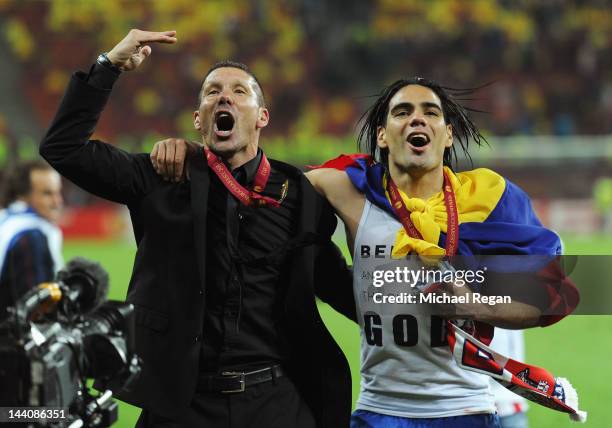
[0,160,63,321]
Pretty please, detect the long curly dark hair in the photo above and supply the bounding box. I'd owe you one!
[357,77,487,170]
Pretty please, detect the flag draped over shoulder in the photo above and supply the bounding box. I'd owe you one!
[313,154,585,422]
[317,154,562,257]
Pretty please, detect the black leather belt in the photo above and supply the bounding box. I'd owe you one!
[197,365,284,394]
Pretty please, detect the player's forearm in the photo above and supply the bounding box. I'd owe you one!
[474,270,547,328]
[428,280,543,329]
[468,301,541,329]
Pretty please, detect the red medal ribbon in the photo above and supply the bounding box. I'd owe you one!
[386,171,459,256]
[204,148,280,208]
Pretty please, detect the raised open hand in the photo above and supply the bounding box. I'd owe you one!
[106,29,177,71]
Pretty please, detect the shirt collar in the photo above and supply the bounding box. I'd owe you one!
[230,149,263,185]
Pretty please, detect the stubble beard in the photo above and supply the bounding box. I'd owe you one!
[201,121,242,159]
[392,152,430,178]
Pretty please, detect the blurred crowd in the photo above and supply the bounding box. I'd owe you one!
[0,0,610,159]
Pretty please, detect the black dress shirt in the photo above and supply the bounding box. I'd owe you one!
[201,151,298,372]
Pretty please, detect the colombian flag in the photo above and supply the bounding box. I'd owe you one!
[319,154,561,257]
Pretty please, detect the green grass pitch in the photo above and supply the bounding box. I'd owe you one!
[62,235,612,428]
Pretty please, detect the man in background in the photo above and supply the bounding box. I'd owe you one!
[0,160,63,320]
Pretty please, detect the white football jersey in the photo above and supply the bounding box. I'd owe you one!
[353,200,495,417]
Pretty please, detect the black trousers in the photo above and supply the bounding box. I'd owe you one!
[135,376,315,428]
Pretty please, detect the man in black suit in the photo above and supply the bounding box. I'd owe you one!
[40,29,353,428]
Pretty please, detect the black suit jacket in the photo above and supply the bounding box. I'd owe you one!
[40,72,355,427]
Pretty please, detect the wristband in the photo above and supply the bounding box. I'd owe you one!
[96,52,122,74]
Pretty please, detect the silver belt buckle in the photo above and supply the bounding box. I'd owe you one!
[220,371,246,393]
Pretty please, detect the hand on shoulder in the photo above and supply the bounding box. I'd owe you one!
[150,138,202,182]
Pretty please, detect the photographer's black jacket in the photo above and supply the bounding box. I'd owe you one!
[40,71,355,427]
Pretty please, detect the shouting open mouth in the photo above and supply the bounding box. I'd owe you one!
[407,132,430,151]
[214,110,235,138]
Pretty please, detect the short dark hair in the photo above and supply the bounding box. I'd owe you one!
[357,77,487,170]
[1,160,54,207]
[198,60,266,107]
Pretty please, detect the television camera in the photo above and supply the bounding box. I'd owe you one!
[0,257,140,427]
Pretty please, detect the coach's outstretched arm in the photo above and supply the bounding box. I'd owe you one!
[39,30,177,205]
